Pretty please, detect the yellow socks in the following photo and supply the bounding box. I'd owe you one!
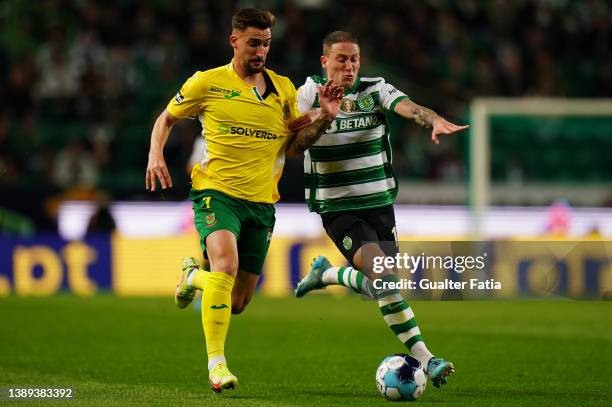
[201,271,234,369]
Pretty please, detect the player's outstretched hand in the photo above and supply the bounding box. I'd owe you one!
[431,117,469,144]
[289,110,319,132]
[318,80,344,119]
[146,152,173,191]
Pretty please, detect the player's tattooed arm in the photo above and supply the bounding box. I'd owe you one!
[394,99,438,128]
[286,114,333,157]
[286,81,343,157]
[393,99,469,144]
[412,104,439,128]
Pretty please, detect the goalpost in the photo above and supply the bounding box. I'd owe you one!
[469,98,612,238]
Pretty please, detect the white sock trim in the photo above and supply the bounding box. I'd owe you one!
[383,307,415,326]
[410,342,434,368]
[321,267,340,285]
[377,293,403,306]
[208,355,226,371]
[397,327,422,343]
[187,272,195,287]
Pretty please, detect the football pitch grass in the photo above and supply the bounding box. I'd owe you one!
[1,295,611,406]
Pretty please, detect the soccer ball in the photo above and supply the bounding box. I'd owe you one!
[375,354,427,401]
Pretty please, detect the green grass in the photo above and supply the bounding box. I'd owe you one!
[1,295,611,406]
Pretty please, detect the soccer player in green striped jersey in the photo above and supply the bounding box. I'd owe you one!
[294,31,468,388]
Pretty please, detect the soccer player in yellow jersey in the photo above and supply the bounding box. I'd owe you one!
[145,8,342,393]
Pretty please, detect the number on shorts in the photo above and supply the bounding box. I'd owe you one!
[203,196,211,208]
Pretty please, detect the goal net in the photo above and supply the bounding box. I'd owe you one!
[469,98,612,237]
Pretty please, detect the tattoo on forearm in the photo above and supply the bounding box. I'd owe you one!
[413,105,438,128]
[289,116,334,154]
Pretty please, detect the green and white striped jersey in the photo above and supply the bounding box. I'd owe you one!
[297,75,409,213]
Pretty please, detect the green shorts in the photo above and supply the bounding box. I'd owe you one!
[190,188,275,275]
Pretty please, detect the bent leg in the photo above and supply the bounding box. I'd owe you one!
[231,270,260,314]
[353,243,435,369]
[302,215,437,371]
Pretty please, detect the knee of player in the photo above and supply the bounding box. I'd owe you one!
[354,243,383,266]
[231,301,247,314]
[231,293,253,314]
[210,257,238,276]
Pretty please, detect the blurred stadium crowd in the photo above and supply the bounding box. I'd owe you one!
[0,0,611,230]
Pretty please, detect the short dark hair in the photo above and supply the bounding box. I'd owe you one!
[323,31,359,55]
[232,8,276,31]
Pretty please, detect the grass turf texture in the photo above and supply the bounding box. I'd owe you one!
[1,295,611,406]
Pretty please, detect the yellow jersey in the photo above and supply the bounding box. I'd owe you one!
[167,62,300,204]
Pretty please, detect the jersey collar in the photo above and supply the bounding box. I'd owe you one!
[228,61,277,100]
[344,77,361,95]
[228,60,268,85]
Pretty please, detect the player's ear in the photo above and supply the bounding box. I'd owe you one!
[320,55,328,69]
[229,34,238,49]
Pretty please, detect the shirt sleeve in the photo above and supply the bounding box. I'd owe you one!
[378,79,410,112]
[166,71,205,119]
[286,80,301,122]
[297,79,318,114]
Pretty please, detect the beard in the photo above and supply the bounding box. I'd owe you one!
[245,58,265,73]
